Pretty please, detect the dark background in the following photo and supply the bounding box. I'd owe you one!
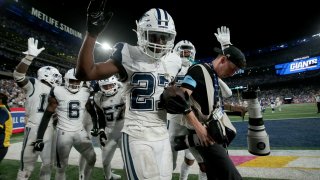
[20,0,320,59]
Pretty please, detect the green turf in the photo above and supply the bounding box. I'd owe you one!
[229,103,319,122]
[6,103,314,179]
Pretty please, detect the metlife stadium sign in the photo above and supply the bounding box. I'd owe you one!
[275,56,320,75]
[1,0,83,40]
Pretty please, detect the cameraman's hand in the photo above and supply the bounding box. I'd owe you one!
[31,139,44,151]
[98,129,107,146]
[214,26,232,49]
[195,125,214,147]
[87,0,113,37]
[23,37,45,60]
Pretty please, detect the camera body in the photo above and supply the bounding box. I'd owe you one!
[174,131,201,151]
[173,107,236,151]
[242,88,270,156]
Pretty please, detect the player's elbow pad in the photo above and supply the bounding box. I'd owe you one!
[13,70,26,83]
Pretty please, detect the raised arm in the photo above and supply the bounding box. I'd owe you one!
[76,0,117,80]
[13,37,45,87]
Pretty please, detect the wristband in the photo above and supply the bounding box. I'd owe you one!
[21,58,32,65]
[25,55,35,61]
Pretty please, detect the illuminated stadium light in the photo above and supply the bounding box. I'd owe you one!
[312,33,320,37]
[101,43,112,50]
[96,41,112,51]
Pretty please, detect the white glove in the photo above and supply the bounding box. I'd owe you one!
[214,26,232,50]
[22,37,45,59]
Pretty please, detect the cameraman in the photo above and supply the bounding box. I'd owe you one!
[179,28,245,179]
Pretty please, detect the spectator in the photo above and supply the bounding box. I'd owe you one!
[0,93,12,162]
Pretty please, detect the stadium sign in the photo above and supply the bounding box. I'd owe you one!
[275,56,320,75]
[2,1,83,40]
[10,107,25,134]
[30,7,82,39]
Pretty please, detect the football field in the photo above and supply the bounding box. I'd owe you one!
[1,103,319,179]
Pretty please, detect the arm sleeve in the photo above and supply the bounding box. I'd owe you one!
[86,97,98,128]
[95,105,106,129]
[37,88,56,139]
[37,110,53,139]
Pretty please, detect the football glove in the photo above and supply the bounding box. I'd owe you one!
[90,128,99,137]
[32,139,44,151]
[160,86,192,114]
[214,26,232,49]
[98,129,107,146]
[87,0,113,37]
[22,37,45,60]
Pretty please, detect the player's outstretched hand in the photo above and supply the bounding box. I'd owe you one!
[87,0,113,37]
[214,26,232,49]
[23,37,45,59]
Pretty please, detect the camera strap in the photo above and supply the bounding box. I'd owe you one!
[200,63,221,111]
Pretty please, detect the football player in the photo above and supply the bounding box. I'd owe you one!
[76,2,181,179]
[79,81,95,180]
[275,96,282,111]
[93,76,125,180]
[33,68,96,180]
[167,40,207,180]
[13,37,62,180]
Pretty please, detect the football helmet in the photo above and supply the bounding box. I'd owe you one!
[64,68,83,93]
[174,40,196,65]
[37,66,62,87]
[98,76,119,96]
[136,8,176,60]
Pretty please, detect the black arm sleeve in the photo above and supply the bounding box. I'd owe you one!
[96,106,106,129]
[86,99,98,128]
[37,110,54,139]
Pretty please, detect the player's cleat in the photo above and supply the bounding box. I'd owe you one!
[107,172,121,180]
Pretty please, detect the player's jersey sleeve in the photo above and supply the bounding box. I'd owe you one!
[110,42,128,82]
[163,52,182,81]
[21,77,36,96]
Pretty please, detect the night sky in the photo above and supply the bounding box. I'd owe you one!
[20,0,320,59]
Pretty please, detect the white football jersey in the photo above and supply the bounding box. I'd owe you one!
[52,86,90,131]
[110,43,181,140]
[22,78,52,127]
[94,91,125,127]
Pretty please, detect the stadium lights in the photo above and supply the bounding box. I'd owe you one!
[96,41,112,51]
[312,33,320,38]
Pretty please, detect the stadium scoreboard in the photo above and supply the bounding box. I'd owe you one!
[275,56,320,75]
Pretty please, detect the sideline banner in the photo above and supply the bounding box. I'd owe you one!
[10,107,25,134]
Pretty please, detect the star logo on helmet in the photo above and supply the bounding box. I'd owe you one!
[46,67,51,70]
